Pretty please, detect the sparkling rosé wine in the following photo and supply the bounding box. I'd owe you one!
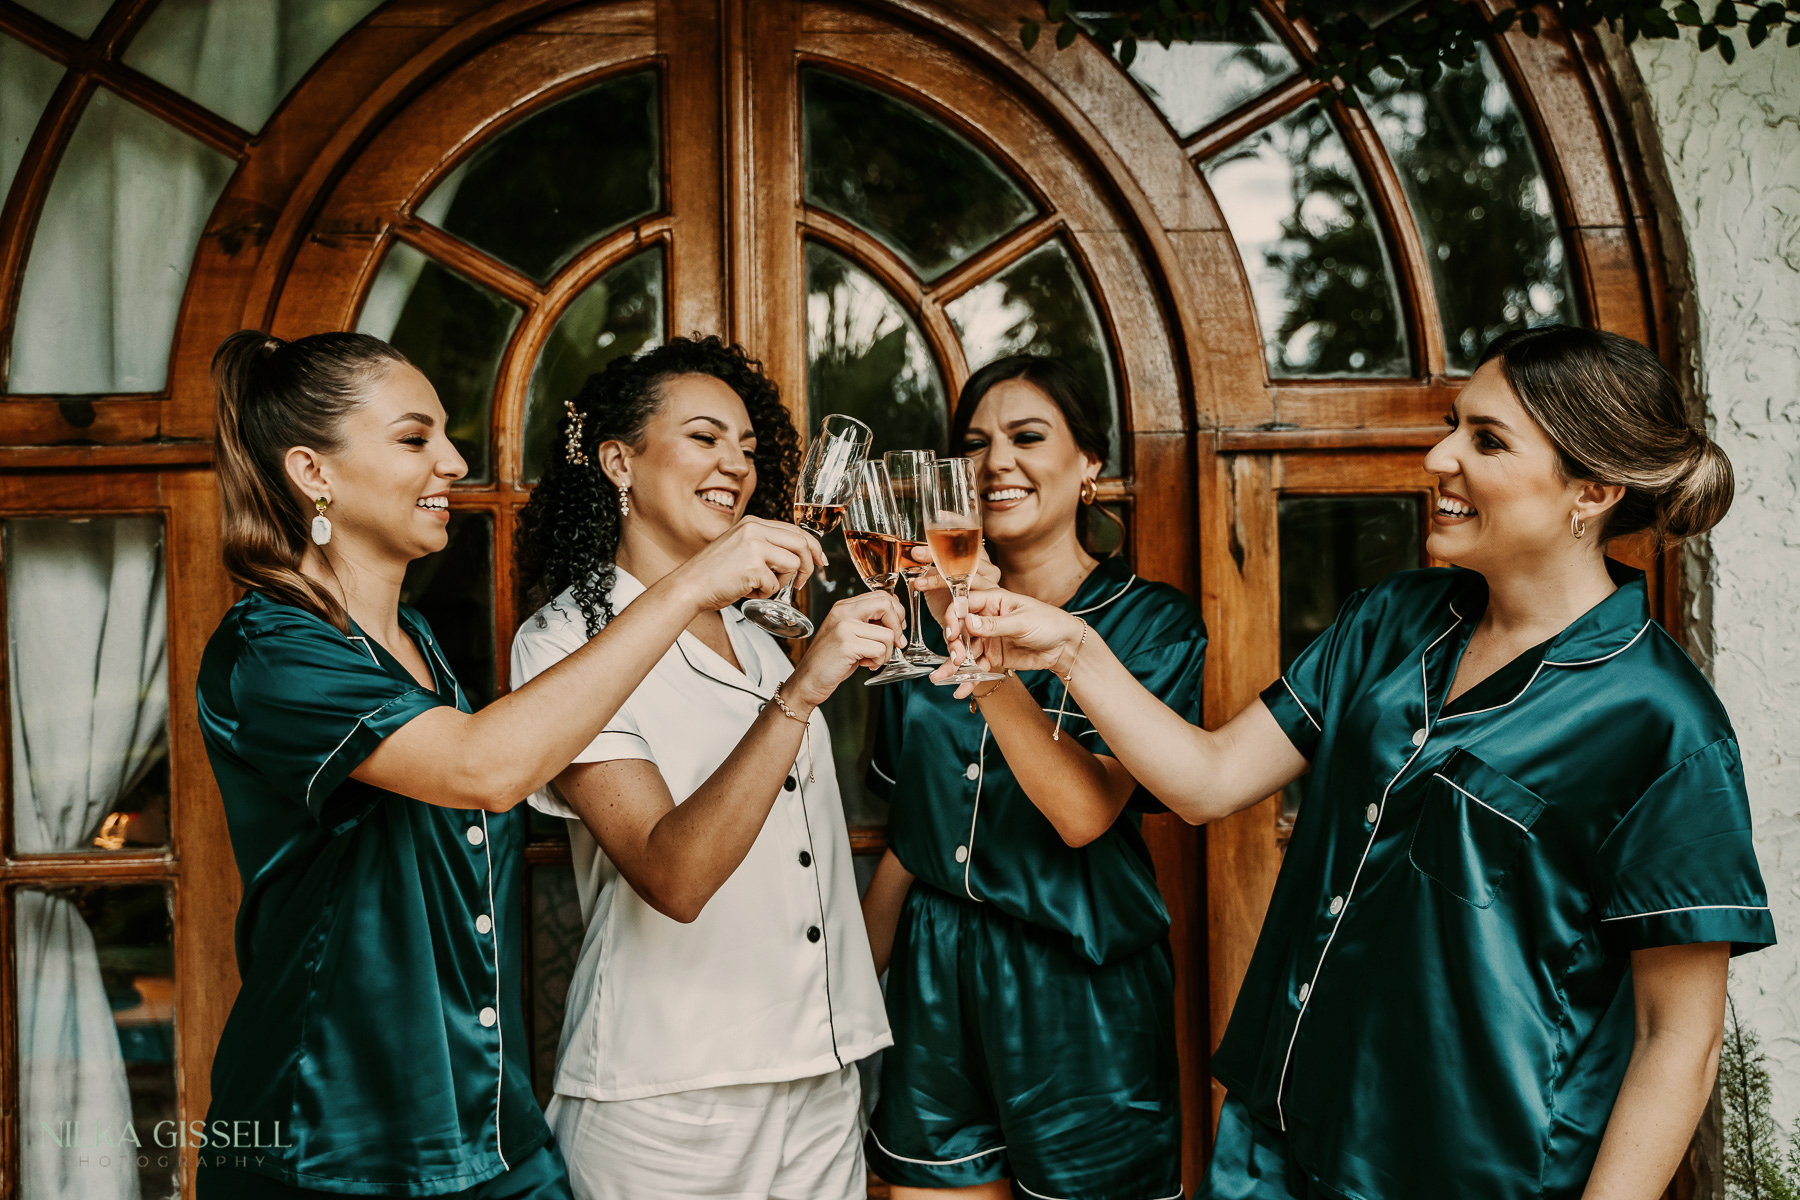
[925,526,981,581]
[792,502,845,535]
[844,530,901,589]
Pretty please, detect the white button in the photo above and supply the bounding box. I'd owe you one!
[1366,803,1380,824]
[1329,896,1345,916]
[476,914,492,934]
[1411,728,1427,747]
[1298,983,1311,1003]
[466,824,485,847]
[955,845,968,863]
[965,763,979,781]
[479,1006,497,1027]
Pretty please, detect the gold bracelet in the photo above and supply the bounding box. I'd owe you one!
[967,670,1015,714]
[1051,620,1090,742]
[771,680,815,783]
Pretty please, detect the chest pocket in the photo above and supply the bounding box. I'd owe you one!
[1408,748,1546,908]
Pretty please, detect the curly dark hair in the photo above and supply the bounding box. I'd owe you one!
[514,335,802,637]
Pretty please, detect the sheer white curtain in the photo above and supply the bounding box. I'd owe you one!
[8,517,168,1200]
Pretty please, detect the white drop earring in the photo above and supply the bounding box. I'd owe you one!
[312,496,332,546]
[618,484,630,518]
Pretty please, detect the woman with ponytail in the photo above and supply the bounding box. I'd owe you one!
[196,330,826,1200]
[942,325,1773,1200]
[509,336,898,1200]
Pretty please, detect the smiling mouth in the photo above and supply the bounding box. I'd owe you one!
[1436,494,1477,519]
[984,488,1031,504]
[417,496,448,512]
[698,489,738,512]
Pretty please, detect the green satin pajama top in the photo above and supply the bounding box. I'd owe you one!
[197,593,547,1195]
[870,556,1207,966]
[1218,561,1774,1200]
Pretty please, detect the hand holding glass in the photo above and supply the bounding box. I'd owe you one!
[926,458,1005,684]
[742,414,872,638]
[844,462,933,685]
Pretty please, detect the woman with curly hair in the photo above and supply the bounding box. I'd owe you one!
[510,336,898,1200]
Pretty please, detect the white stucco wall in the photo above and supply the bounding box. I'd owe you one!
[1630,36,1800,1128]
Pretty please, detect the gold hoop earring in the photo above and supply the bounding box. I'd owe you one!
[1571,511,1586,540]
[1079,477,1098,506]
[311,497,332,546]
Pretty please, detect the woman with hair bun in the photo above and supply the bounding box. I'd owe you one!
[195,330,825,1199]
[947,326,1773,1200]
[509,335,898,1200]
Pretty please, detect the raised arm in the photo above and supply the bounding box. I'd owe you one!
[949,587,1309,824]
[352,517,823,811]
[551,590,901,923]
[1581,942,1729,1200]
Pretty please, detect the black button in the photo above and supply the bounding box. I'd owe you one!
[806,926,821,943]
[783,777,797,792]
[798,850,813,868]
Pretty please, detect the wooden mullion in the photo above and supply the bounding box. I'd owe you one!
[96,65,253,160]
[392,221,543,309]
[1182,75,1326,164]
[1,855,176,883]
[800,210,926,310]
[1,882,15,1199]
[0,1,84,62]
[923,213,1061,307]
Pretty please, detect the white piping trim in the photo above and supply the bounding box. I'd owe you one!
[963,725,990,902]
[479,811,507,1169]
[1070,575,1136,615]
[1432,773,1529,831]
[1435,658,1549,724]
[871,760,896,784]
[426,639,463,708]
[304,713,374,810]
[1015,1181,1181,1200]
[1274,615,1461,1131]
[1601,903,1770,922]
[345,635,379,665]
[867,1130,1004,1167]
[1544,621,1652,667]
[1281,678,1322,732]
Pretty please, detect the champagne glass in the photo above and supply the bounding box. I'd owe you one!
[926,458,1006,684]
[883,449,947,668]
[844,462,933,685]
[742,413,872,638]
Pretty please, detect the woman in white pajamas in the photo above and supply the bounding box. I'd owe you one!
[510,336,895,1200]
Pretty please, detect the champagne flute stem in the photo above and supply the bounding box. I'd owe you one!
[954,582,977,668]
[906,572,927,652]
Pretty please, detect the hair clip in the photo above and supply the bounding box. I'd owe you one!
[564,399,590,466]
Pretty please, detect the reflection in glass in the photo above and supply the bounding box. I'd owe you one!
[1362,46,1577,372]
[6,517,169,855]
[802,69,1039,282]
[2,35,63,205]
[357,241,522,483]
[1203,100,1409,379]
[1277,494,1421,819]
[124,0,384,133]
[15,0,111,37]
[803,242,948,823]
[18,883,178,1200]
[523,249,665,483]
[529,864,585,1109]
[9,89,235,393]
[945,239,1120,473]
[1121,12,1298,138]
[402,511,496,705]
[422,72,660,283]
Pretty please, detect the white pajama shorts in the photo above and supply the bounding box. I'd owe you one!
[544,1063,866,1200]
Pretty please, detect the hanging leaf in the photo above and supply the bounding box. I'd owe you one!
[1673,2,1705,23]
[1047,0,1071,20]
[1120,35,1139,65]
[1789,20,1800,44]
[1056,18,1081,47]
[1520,10,1541,33]
[1713,0,1739,24]
[1021,17,1041,48]
[1720,28,1737,54]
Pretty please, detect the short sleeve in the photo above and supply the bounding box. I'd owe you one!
[229,623,445,831]
[867,683,906,799]
[1087,631,1207,815]
[1260,588,1373,761]
[1593,737,1775,956]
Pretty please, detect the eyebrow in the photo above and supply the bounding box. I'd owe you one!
[1005,417,1052,430]
[1464,414,1515,433]
[392,412,437,427]
[684,415,754,438]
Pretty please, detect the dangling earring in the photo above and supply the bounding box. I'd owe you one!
[1571,511,1586,540]
[1079,476,1098,506]
[312,497,332,546]
[618,484,630,518]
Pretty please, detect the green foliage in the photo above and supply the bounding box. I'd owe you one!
[1028,0,1798,94]
[1721,996,1800,1200]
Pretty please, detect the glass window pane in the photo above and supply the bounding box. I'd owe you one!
[2,34,63,205]
[1362,46,1578,372]
[804,241,949,827]
[401,511,495,704]
[1120,12,1298,138]
[17,883,178,1200]
[1277,494,1421,819]
[420,72,660,284]
[529,864,584,1110]
[802,69,1040,283]
[14,0,111,37]
[944,238,1121,474]
[123,0,384,133]
[9,89,235,393]
[1202,100,1410,379]
[6,517,169,855]
[356,241,522,484]
[523,248,665,484]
